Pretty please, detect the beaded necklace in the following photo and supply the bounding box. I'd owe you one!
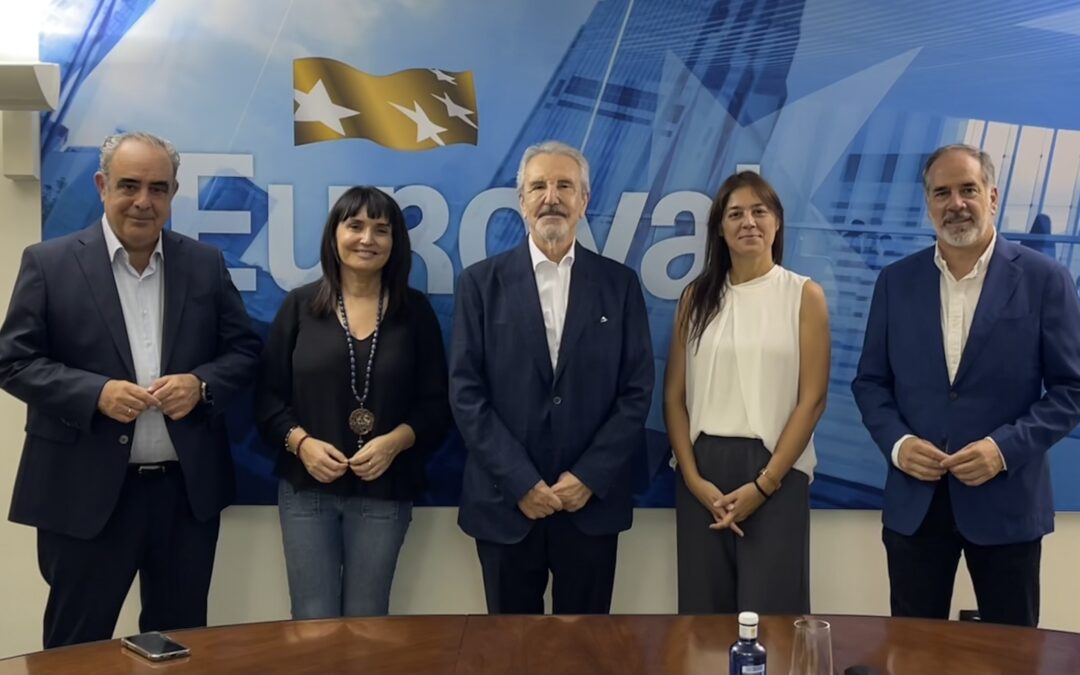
[337,289,384,449]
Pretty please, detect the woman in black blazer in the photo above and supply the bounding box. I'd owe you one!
[256,186,450,618]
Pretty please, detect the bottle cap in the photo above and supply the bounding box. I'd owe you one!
[738,611,759,626]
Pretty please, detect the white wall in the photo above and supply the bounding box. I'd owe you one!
[1,119,1078,660]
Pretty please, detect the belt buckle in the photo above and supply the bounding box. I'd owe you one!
[136,464,166,475]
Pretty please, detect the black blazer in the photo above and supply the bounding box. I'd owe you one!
[255,283,450,501]
[450,242,654,544]
[0,222,261,539]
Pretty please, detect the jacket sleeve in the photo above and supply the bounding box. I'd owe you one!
[990,263,1080,470]
[404,293,451,458]
[0,247,108,430]
[189,250,262,410]
[851,267,913,459]
[449,268,542,501]
[254,289,301,452]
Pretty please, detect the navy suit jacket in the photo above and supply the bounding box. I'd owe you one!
[852,235,1080,545]
[0,223,261,540]
[450,242,654,544]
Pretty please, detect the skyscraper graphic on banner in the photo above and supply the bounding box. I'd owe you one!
[35,0,1080,509]
[293,58,479,150]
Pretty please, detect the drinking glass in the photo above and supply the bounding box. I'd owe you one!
[789,618,833,675]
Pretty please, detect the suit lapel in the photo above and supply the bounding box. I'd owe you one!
[912,249,950,388]
[504,243,554,385]
[160,231,188,371]
[954,236,1021,385]
[554,244,596,386]
[75,223,136,379]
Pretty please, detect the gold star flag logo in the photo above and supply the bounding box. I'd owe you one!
[293,58,479,150]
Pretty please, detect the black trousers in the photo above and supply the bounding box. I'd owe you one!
[37,463,220,648]
[475,512,618,614]
[883,478,1041,627]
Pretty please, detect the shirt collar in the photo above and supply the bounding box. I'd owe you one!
[528,233,575,271]
[101,216,164,266]
[934,228,996,281]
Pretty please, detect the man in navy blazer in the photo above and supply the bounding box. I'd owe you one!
[0,132,260,647]
[852,144,1080,626]
[450,141,653,614]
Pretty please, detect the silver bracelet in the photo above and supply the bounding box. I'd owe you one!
[284,425,300,454]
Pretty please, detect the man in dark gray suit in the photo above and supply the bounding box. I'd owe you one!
[450,141,654,614]
[0,131,260,647]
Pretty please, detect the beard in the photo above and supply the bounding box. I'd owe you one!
[536,220,570,245]
[937,214,988,248]
[532,207,573,246]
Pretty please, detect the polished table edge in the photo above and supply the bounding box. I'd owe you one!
[3,613,1078,675]
[800,613,1080,637]
[0,614,470,660]
[5,613,1080,657]
[6,613,1080,651]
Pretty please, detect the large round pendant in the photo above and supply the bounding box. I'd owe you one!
[349,408,375,436]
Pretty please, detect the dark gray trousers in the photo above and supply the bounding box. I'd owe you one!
[676,435,810,614]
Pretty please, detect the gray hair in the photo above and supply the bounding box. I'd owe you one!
[99,131,181,181]
[922,143,996,193]
[515,140,591,196]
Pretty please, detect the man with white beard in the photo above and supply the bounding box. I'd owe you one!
[852,144,1080,627]
[450,140,653,615]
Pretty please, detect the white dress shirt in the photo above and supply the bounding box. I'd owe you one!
[528,234,574,370]
[891,230,1004,468]
[102,218,178,463]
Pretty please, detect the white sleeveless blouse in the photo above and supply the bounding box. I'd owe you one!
[685,265,816,479]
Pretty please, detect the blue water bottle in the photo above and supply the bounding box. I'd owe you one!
[730,611,767,675]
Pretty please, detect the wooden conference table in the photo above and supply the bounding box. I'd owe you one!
[1,613,1078,674]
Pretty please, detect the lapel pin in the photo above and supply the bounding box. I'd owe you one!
[600,316,608,323]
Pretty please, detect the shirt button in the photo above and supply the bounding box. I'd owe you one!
[553,396,562,405]
[949,391,959,401]
[119,435,130,445]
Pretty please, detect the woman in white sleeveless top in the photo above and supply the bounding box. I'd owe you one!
[663,171,830,614]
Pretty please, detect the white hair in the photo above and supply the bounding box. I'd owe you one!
[515,140,590,195]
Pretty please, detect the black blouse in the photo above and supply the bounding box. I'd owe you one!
[255,282,450,500]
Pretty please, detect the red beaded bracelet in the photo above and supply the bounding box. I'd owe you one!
[293,434,311,456]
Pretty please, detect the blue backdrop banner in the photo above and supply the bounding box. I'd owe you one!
[39,0,1080,509]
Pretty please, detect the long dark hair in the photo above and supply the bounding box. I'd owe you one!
[310,186,412,317]
[680,171,785,347]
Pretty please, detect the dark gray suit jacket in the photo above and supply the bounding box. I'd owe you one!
[0,222,260,539]
[450,242,654,544]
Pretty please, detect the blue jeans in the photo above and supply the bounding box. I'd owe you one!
[278,480,412,619]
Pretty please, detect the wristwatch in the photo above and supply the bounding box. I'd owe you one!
[200,379,213,406]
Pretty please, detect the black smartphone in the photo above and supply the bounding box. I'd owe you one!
[120,631,190,661]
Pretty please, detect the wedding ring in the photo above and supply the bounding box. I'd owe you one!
[126,407,134,416]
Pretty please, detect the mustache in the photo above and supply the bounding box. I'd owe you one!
[538,206,567,218]
[944,211,973,225]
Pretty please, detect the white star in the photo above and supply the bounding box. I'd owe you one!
[293,79,360,135]
[389,101,448,146]
[431,91,477,129]
[429,68,457,85]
